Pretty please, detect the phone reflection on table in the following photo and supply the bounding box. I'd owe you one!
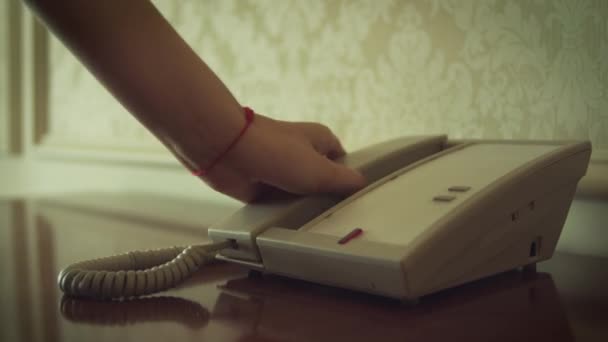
[212,270,574,342]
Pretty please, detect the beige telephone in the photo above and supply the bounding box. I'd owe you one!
[58,135,591,301]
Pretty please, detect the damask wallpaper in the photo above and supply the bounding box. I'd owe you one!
[45,0,608,158]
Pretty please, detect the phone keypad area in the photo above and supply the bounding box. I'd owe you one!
[448,186,471,192]
[433,195,456,202]
[433,186,471,203]
[305,143,562,245]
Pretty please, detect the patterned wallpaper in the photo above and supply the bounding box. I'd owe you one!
[45,0,608,157]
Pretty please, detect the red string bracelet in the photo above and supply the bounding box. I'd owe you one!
[192,106,255,177]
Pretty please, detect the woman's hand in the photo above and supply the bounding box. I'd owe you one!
[24,0,365,202]
[198,114,367,202]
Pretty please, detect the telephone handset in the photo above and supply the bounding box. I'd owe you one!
[58,136,591,301]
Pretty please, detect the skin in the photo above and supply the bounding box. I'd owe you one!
[24,0,367,202]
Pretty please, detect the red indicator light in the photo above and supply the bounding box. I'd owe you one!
[338,228,363,245]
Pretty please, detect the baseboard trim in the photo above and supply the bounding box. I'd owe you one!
[576,161,608,201]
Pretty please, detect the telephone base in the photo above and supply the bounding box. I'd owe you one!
[400,298,420,306]
[209,136,591,301]
[522,263,537,273]
[215,254,264,271]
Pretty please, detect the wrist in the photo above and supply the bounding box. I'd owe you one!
[194,106,255,176]
[156,106,246,171]
[164,105,253,174]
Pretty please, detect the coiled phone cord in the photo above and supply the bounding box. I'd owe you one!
[58,240,233,300]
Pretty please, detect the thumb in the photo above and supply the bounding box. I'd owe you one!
[310,156,367,196]
[254,144,367,196]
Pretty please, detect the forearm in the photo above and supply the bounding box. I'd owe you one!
[25,0,245,168]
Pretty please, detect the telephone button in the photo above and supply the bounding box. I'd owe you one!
[448,186,471,192]
[433,195,456,202]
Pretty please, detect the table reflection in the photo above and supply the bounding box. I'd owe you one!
[3,197,599,342]
[213,270,574,342]
[54,263,575,342]
[60,296,210,329]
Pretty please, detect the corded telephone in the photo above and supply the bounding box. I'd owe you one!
[58,135,591,301]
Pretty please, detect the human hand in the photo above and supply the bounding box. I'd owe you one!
[24,1,365,203]
[198,114,367,202]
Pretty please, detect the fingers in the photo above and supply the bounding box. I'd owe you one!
[203,115,366,201]
[259,148,367,197]
[289,122,346,159]
[310,155,368,195]
[323,137,346,160]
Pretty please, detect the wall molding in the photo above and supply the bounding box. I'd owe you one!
[577,162,608,201]
[0,0,7,154]
[32,16,48,146]
[2,0,24,155]
[28,11,173,165]
[33,144,179,166]
[590,149,608,163]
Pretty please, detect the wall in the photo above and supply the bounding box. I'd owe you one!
[0,0,9,153]
[39,0,608,157]
[0,0,606,256]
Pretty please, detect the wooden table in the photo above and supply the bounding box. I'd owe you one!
[1,194,606,342]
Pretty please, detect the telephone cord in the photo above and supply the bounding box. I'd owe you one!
[57,240,233,300]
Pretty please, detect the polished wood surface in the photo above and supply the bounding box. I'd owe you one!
[1,194,607,342]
